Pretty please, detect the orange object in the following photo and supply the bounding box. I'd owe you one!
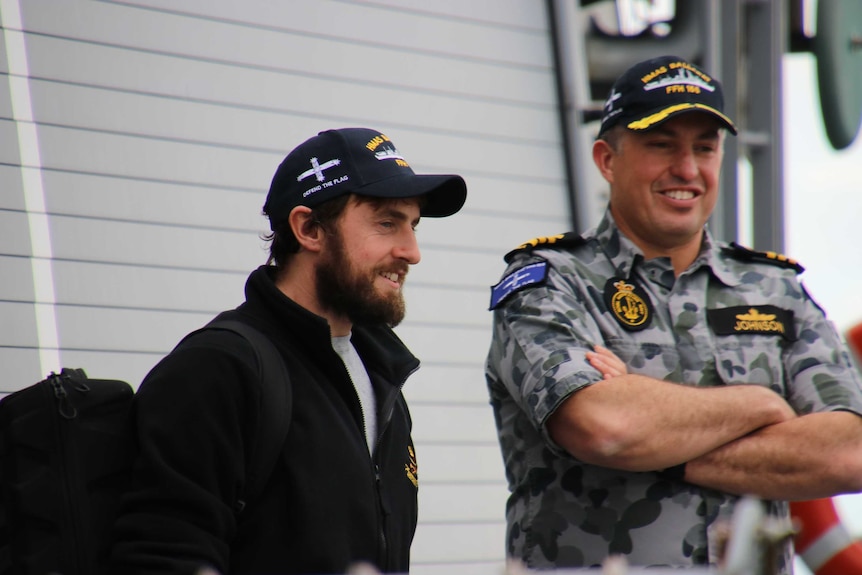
[847,322,862,364]
[791,498,862,574]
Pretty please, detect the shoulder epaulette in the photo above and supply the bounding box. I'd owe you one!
[722,242,804,273]
[503,231,585,263]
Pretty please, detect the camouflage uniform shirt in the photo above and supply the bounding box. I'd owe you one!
[485,210,862,571]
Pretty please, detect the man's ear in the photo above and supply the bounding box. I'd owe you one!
[289,206,324,253]
[592,138,616,184]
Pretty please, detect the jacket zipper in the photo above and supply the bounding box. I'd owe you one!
[50,372,86,573]
[373,462,388,564]
[335,354,387,565]
[370,364,417,570]
[338,345,418,571]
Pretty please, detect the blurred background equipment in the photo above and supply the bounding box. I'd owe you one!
[847,321,862,366]
[811,0,862,150]
[791,497,862,575]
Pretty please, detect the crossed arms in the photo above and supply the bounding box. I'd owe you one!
[547,346,862,501]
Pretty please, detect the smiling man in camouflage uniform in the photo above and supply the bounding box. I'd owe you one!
[485,55,862,572]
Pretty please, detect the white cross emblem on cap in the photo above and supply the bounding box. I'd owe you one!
[605,89,621,111]
[297,157,341,182]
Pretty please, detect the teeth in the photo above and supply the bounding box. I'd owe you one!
[382,272,399,283]
[665,190,695,200]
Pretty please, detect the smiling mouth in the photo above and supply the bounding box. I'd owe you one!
[380,271,402,286]
[663,190,697,200]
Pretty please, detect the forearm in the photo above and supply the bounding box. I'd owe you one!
[548,375,795,471]
[684,411,862,500]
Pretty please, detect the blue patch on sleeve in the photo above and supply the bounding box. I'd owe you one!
[489,261,549,310]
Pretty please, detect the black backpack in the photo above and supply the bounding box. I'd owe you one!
[0,319,291,575]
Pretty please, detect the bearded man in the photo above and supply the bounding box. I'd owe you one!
[110,128,467,575]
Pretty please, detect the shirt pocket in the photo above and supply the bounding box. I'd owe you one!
[713,336,786,395]
[605,338,685,381]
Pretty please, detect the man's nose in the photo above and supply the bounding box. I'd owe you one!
[394,230,421,265]
[670,149,699,181]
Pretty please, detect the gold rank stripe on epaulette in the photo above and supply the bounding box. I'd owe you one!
[503,231,585,263]
[722,242,805,273]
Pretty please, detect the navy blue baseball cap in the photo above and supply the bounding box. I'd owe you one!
[598,55,737,137]
[263,127,467,230]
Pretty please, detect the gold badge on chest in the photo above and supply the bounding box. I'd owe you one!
[603,277,653,331]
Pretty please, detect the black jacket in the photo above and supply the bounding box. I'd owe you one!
[111,266,420,575]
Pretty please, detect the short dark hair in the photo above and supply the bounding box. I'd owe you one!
[263,194,352,270]
[598,124,626,152]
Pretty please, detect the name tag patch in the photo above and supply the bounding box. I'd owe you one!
[489,262,548,310]
[707,305,796,341]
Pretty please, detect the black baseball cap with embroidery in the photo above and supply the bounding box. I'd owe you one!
[263,127,467,230]
[598,55,738,137]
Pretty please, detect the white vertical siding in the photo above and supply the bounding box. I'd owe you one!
[0,1,571,572]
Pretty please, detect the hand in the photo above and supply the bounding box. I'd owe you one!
[586,345,627,379]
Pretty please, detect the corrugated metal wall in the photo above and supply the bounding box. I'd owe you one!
[0,0,570,571]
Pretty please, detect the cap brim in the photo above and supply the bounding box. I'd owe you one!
[626,103,738,135]
[357,173,467,218]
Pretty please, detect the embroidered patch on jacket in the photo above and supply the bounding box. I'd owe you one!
[707,306,796,341]
[489,261,548,310]
[603,277,653,331]
[405,445,418,488]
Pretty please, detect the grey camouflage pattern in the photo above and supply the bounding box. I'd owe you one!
[485,211,862,571]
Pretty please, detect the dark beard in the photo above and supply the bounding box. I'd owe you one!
[315,230,406,327]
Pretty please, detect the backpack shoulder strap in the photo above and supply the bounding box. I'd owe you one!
[192,319,291,514]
